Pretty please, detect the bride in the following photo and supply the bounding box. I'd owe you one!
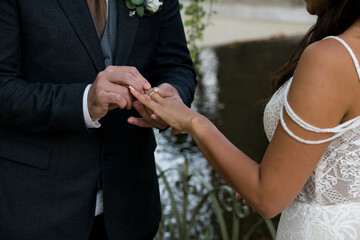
[129,0,360,238]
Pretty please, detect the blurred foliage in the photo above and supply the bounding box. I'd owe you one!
[180,0,218,62]
[155,156,277,240]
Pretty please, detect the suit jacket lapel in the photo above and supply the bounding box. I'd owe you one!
[57,0,105,72]
[114,1,139,65]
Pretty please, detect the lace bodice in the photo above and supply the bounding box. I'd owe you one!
[263,36,360,205]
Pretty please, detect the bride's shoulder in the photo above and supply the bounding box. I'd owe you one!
[301,37,352,71]
[295,36,358,88]
[287,36,359,130]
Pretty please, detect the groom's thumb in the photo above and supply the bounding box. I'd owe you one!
[171,128,182,135]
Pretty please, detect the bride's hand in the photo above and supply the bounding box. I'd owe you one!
[129,86,200,134]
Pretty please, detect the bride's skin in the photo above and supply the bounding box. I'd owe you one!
[305,0,330,15]
[131,11,360,218]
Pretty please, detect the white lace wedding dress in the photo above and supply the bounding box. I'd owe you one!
[263,36,360,240]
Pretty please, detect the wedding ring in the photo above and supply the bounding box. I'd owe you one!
[147,88,159,99]
[145,88,154,95]
[145,88,158,95]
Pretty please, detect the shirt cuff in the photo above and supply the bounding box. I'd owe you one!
[83,84,101,129]
[95,189,104,216]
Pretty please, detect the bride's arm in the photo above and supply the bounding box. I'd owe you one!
[186,112,329,219]
[130,38,356,218]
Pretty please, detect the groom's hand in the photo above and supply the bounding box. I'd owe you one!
[127,83,181,131]
[88,66,151,119]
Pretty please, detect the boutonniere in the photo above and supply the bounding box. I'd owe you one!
[126,0,163,17]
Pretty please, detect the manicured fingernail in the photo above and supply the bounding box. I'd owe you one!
[129,86,135,91]
[145,83,151,89]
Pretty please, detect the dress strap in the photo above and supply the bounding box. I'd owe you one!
[279,36,360,144]
[280,78,360,145]
[324,36,360,81]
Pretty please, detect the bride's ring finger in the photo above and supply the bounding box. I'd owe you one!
[149,91,158,99]
[146,88,160,100]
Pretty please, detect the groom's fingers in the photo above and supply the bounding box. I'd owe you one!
[97,91,127,109]
[128,86,169,129]
[150,113,167,126]
[130,101,168,129]
[103,71,143,93]
[133,101,152,122]
[127,117,153,128]
[105,66,151,91]
[140,104,168,128]
[127,116,168,129]
[171,128,182,135]
[147,109,168,126]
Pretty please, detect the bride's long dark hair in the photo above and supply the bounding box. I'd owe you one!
[272,0,360,91]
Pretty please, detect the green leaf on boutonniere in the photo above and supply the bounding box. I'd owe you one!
[126,0,136,9]
[136,6,145,17]
[131,0,145,5]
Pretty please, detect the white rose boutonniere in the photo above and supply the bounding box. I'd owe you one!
[126,0,163,17]
[145,0,163,13]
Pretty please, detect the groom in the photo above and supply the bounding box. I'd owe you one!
[0,0,196,239]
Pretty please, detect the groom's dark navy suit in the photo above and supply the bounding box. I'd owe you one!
[0,0,196,239]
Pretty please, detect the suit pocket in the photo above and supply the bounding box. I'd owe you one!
[0,137,50,170]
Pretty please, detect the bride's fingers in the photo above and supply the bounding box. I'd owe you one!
[145,87,167,104]
[150,113,161,121]
[148,90,163,103]
[129,86,157,109]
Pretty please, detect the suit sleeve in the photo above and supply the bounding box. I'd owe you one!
[0,0,88,133]
[150,0,197,107]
